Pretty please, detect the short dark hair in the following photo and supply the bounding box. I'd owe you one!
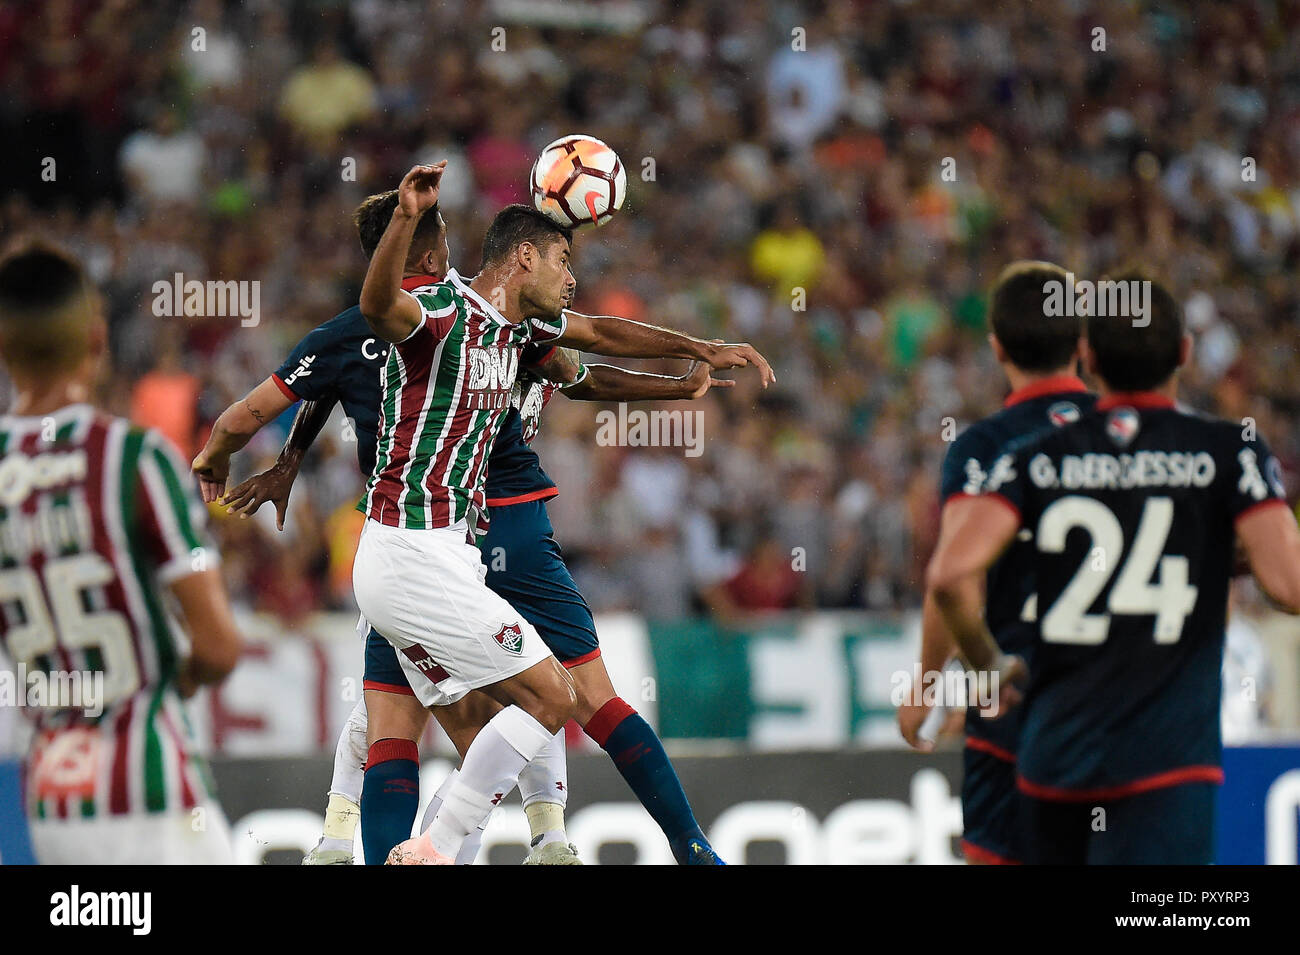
[0,238,96,373]
[480,204,572,269]
[0,238,88,318]
[1087,270,1183,391]
[352,190,443,260]
[989,261,1081,373]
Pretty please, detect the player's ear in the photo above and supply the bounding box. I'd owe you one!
[1177,333,1192,369]
[413,247,439,278]
[516,241,536,271]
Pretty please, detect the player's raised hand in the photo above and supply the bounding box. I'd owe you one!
[681,358,736,398]
[703,342,776,387]
[397,161,447,217]
[191,449,230,503]
[220,459,299,530]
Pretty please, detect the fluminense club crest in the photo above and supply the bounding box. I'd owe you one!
[493,622,525,654]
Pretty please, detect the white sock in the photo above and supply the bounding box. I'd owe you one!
[519,730,568,849]
[426,706,552,858]
[419,769,489,864]
[320,700,368,851]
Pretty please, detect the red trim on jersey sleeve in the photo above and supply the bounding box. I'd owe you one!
[484,487,559,508]
[965,734,1017,764]
[1094,391,1177,411]
[961,839,1022,865]
[1017,765,1224,802]
[400,274,440,290]
[1003,375,1089,408]
[1234,497,1290,525]
[561,648,602,669]
[363,679,416,697]
[978,491,1021,523]
[271,373,299,401]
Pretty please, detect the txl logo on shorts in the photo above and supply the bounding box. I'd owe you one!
[493,623,525,654]
[400,645,450,683]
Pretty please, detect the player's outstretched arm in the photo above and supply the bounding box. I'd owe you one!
[556,311,775,387]
[192,375,294,502]
[1237,503,1300,613]
[359,162,445,343]
[925,496,1025,713]
[567,360,734,401]
[170,569,243,697]
[221,397,336,530]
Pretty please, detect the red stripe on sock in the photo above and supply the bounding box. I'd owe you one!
[365,737,418,770]
[583,697,637,747]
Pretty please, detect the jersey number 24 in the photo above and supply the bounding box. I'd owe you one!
[1036,495,1198,645]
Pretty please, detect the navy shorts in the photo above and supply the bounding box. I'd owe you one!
[479,497,599,666]
[362,497,599,694]
[1019,781,1217,865]
[962,738,1021,864]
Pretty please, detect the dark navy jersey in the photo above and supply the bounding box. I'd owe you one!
[273,286,559,496]
[982,393,1288,799]
[484,345,563,506]
[938,376,1095,756]
[273,305,389,475]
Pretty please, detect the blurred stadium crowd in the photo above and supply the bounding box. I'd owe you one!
[2,0,1299,628]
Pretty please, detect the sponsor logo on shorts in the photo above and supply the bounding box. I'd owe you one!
[493,623,525,654]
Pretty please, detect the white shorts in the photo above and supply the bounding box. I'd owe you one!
[29,804,234,865]
[352,518,552,707]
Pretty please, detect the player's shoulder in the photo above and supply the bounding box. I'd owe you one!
[409,273,464,312]
[305,304,371,343]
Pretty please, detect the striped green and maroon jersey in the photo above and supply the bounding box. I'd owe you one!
[363,269,566,530]
[0,404,220,818]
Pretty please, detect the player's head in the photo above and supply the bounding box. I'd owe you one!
[0,238,106,387]
[479,204,575,319]
[988,261,1082,374]
[353,190,449,278]
[1084,270,1188,393]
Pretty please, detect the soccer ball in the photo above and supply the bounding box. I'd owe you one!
[530,134,626,228]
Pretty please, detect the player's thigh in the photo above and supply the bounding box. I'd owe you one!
[361,626,429,746]
[1018,794,1090,865]
[431,690,503,758]
[356,521,558,708]
[483,500,599,663]
[566,656,618,725]
[1088,783,1217,865]
[478,656,576,734]
[960,746,1022,865]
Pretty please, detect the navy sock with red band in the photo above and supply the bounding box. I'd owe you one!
[360,737,420,865]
